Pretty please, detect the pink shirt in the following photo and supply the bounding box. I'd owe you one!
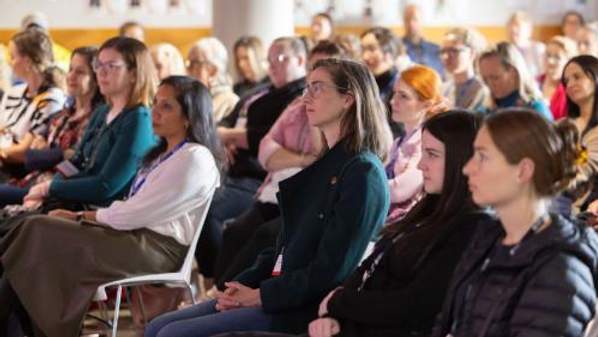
[257,98,320,204]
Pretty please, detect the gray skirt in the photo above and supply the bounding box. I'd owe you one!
[0,214,187,337]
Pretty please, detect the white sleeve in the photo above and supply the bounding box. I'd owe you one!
[96,145,219,230]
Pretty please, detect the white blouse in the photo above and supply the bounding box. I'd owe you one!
[96,143,220,245]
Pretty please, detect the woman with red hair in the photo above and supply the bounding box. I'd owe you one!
[385,65,446,223]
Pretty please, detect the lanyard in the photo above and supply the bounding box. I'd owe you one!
[128,140,187,198]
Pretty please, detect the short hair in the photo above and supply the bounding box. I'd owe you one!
[361,26,402,58]
[99,36,157,108]
[309,40,342,58]
[119,21,144,36]
[443,27,488,55]
[190,37,231,87]
[272,36,307,58]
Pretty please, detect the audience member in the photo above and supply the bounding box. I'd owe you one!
[188,38,239,122]
[402,4,444,76]
[310,12,334,44]
[119,20,145,42]
[440,27,490,111]
[539,36,578,120]
[151,43,186,80]
[433,108,598,337]
[478,42,551,119]
[506,11,545,77]
[562,11,586,41]
[0,76,223,337]
[146,57,391,337]
[232,36,269,97]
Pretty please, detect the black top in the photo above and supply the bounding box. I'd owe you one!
[222,77,305,180]
[375,68,403,138]
[433,214,598,337]
[325,209,490,337]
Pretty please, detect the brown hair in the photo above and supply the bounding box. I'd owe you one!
[484,108,578,196]
[11,28,63,89]
[99,36,157,108]
[233,35,267,82]
[311,58,393,161]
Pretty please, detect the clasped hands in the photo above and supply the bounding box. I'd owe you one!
[213,281,261,311]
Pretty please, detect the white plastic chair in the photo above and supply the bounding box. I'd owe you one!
[92,194,214,336]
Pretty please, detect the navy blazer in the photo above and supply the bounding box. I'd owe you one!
[235,139,390,333]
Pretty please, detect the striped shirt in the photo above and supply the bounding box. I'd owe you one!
[0,83,65,147]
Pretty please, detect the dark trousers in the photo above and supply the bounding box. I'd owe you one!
[214,202,280,288]
[196,177,262,278]
[0,278,43,337]
[0,185,28,208]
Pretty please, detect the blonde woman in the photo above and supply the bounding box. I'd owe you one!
[188,37,239,122]
[539,36,578,120]
[151,42,186,80]
[478,42,551,120]
[232,36,269,97]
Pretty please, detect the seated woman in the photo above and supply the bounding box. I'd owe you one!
[212,110,489,337]
[0,28,66,173]
[188,38,239,122]
[231,36,269,97]
[21,36,156,211]
[386,64,446,223]
[145,58,392,337]
[151,43,186,80]
[433,108,598,337]
[0,75,224,337]
[0,46,103,207]
[478,42,551,120]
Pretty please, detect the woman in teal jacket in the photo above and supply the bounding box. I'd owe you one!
[23,36,157,209]
[146,58,393,337]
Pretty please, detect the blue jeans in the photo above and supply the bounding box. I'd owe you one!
[145,300,272,337]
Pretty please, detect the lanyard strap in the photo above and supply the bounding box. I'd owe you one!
[128,140,187,198]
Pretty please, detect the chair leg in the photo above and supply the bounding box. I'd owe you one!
[112,285,122,337]
[186,283,196,305]
[134,286,148,325]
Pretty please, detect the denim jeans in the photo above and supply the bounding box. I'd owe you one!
[145,299,272,337]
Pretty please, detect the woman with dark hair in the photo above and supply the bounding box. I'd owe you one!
[212,111,488,337]
[146,58,392,337]
[20,36,157,210]
[0,75,223,337]
[433,108,598,337]
[0,46,103,207]
[0,28,65,171]
[557,55,598,214]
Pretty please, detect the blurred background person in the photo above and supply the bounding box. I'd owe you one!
[577,24,598,58]
[440,27,489,111]
[402,4,443,76]
[151,43,186,80]
[231,36,269,97]
[506,10,545,78]
[538,36,578,120]
[310,12,334,44]
[188,37,239,122]
[562,10,585,41]
[119,20,145,42]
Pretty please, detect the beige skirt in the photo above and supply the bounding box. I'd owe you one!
[0,214,187,337]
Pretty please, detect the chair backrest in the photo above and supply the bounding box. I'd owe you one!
[179,187,216,283]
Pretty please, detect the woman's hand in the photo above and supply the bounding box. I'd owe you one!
[30,135,48,150]
[48,209,78,220]
[214,281,261,311]
[308,317,341,337]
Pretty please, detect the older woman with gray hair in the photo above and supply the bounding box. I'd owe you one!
[188,37,239,121]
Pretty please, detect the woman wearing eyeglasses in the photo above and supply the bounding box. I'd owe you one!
[145,58,392,337]
[20,36,156,211]
[440,27,490,112]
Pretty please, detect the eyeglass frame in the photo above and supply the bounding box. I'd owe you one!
[438,46,470,57]
[92,59,128,73]
[303,80,350,98]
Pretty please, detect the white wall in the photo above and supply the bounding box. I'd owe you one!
[0,0,596,30]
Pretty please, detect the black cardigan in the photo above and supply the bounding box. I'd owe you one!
[326,209,491,337]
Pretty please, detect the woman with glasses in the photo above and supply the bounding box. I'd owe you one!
[440,27,490,112]
[0,28,66,175]
[20,36,156,211]
[0,76,223,337]
[0,46,103,207]
[145,58,392,337]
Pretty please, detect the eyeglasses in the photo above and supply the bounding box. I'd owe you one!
[92,60,127,73]
[303,81,348,98]
[269,54,293,65]
[438,47,469,57]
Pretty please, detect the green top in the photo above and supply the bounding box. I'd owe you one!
[49,104,155,205]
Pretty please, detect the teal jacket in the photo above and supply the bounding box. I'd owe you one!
[235,139,390,333]
[49,104,155,205]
